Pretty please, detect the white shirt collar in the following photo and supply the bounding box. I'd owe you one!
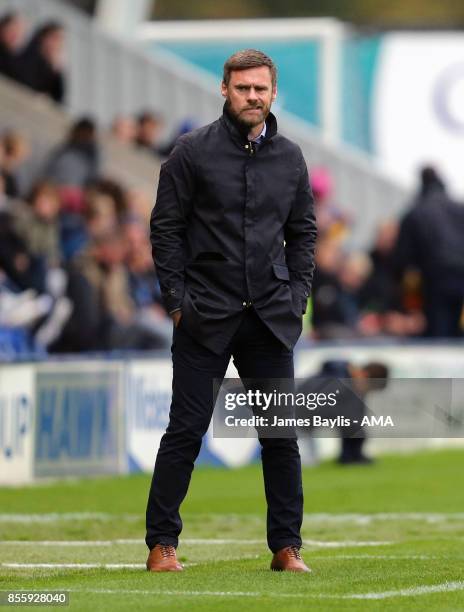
[249,122,267,142]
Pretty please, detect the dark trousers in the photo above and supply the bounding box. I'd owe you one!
[145,308,303,553]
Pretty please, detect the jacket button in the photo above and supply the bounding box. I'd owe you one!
[242,301,247,307]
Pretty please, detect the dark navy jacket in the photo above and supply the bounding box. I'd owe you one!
[150,106,317,354]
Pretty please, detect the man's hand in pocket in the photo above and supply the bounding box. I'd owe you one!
[171,310,182,328]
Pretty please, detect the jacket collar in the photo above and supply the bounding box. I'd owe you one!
[220,102,278,144]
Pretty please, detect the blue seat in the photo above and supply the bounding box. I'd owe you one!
[0,327,33,360]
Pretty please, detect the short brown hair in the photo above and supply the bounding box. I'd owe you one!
[27,180,59,206]
[223,49,277,87]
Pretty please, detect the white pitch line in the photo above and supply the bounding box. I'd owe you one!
[53,581,464,599]
[1,555,435,570]
[0,540,139,547]
[0,513,137,523]
[312,554,434,560]
[338,581,464,600]
[3,563,145,569]
[1,512,464,523]
[304,512,464,524]
[2,562,198,569]
[0,538,392,548]
[304,540,392,548]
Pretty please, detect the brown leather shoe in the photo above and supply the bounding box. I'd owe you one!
[270,545,311,572]
[146,544,183,572]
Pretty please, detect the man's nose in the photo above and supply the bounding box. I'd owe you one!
[247,87,258,102]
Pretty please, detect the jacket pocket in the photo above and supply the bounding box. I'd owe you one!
[272,263,290,281]
[194,252,228,262]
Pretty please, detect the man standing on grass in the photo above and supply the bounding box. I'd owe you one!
[146,49,317,572]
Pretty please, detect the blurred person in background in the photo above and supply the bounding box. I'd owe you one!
[0,11,26,82]
[394,166,464,337]
[16,20,65,104]
[414,165,447,202]
[8,180,72,349]
[157,118,197,158]
[44,117,100,188]
[111,115,137,145]
[311,236,347,338]
[358,221,400,325]
[311,209,426,340]
[312,248,373,339]
[126,187,152,225]
[51,228,167,353]
[358,221,425,338]
[12,180,62,268]
[310,166,349,240]
[0,173,46,294]
[336,251,372,331]
[84,184,120,240]
[124,219,172,344]
[90,177,129,223]
[45,140,103,264]
[57,173,125,264]
[1,129,31,198]
[59,177,128,264]
[0,175,69,353]
[135,110,164,156]
[0,136,17,198]
[298,360,389,465]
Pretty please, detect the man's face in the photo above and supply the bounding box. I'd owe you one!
[221,66,276,129]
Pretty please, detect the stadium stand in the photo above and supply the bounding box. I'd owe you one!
[2,0,409,249]
[0,72,169,358]
[0,2,462,361]
[0,2,463,487]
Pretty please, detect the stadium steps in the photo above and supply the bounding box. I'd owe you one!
[0,75,159,197]
[2,0,410,247]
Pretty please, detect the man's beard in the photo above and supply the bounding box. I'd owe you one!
[225,98,270,129]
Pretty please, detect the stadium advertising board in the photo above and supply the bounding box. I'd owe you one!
[0,365,35,485]
[373,34,464,196]
[125,359,172,472]
[296,344,464,459]
[34,363,126,478]
[126,359,260,470]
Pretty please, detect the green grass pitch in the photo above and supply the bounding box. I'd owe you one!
[1,449,464,611]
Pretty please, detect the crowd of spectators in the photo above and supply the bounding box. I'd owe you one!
[0,10,195,358]
[1,9,463,359]
[310,165,464,340]
[0,115,173,358]
[0,12,65,103]
[110,111,197,158]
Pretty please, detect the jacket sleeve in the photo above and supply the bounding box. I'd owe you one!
[284,153,318,314]
[150,136,195,314]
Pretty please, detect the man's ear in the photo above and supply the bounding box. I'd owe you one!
[221,81,227,98]
[272,85,277,101]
